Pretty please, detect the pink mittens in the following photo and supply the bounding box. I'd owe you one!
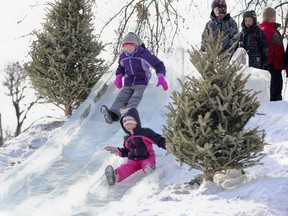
[156,75,168,91]
[114,75,123,89]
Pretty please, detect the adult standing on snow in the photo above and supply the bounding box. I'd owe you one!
[200,0,238,55]
[101,32,168,124]
[260,7,285,101]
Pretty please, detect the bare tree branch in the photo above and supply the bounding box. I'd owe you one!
[275,2,288,9]
[96,0,187,64]
[3,62,44,137]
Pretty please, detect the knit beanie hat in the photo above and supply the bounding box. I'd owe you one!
[123,116,137,127]
[211,0,227,15]
[122,32,143,47]
[243,10,257,21]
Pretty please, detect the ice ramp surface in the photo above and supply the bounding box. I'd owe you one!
[0,48,187,215]
[231,47,270,102]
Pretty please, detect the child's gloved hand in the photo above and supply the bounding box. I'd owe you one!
[156,75,168,91]
[165,146,172,156]
[114,75,123,89]
[104,145,120,156]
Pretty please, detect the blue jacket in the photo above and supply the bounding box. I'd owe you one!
[116,44,166,87]
[118,108,166,160]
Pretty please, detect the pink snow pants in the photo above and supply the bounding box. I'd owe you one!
[115,157,156,182]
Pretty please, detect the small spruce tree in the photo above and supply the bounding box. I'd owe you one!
[162,33,267,184]
[25,0,107,116]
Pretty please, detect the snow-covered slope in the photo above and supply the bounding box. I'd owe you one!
[0,48,190,215]
[0,47,288,216]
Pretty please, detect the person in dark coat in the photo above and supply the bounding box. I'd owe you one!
[200,0,238,55]
[284,43,288,77]
[103,108,171,185]
[101,32,168,124]
[260,7,285,101]
[238,10,268,69]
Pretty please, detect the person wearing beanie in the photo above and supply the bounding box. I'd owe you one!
[103,108,171,185]
[260,7,285,101]
[122,115,137,127]
[121,32,143,47]
[211,0,227,19]
[200,0,238,55]
[236,10,268,69]
[101,32,168,124]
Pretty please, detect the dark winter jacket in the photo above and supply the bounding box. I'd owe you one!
[238,23,268,69]
[200,11,238,54]
[284,44,288,67]
[116,44,166,87]
[118,108,166,161]
[260,21,285,70]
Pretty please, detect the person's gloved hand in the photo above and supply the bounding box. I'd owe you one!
[165,146,172,156]
[104,145,120,156]
[156,75,168,91]
[286,67,288,77]
[114,75,123,89]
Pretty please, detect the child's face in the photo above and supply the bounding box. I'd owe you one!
[122,44,137,53]
[214,7,220,17]
[124,123,137,133]
[244,17,254,27]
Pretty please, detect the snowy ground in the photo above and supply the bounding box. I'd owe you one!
[0,48,288,216]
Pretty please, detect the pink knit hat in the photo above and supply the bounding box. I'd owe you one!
[123,116,137,127]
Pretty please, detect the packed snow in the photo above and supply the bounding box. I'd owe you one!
[0,47,288,216]
[1,1,288,215]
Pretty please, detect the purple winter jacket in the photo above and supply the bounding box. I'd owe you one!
[116,44,166,86]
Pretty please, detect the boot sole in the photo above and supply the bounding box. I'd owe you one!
[105,165,116,185]
[145,164,155,175]
[101,105,113,124]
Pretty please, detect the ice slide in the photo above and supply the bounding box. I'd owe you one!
[0,48,189,215]
[0,47,270,215]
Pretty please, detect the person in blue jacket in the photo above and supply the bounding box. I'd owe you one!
[101,32,168,124]
[104,107,171,185]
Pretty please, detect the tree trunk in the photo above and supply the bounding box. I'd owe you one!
[64,103,72,116]
[203,171,214,182]
[15,123,22,137]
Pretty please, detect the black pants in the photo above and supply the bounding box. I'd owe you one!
[269,69,283,101]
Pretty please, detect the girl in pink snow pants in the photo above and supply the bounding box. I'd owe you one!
[104,107,171,185]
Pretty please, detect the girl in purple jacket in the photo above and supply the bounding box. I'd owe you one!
[101,32,168,124]
[104,108,170,185]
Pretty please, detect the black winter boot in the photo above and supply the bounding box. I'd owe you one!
[105,165,116,185]
[101,105,114,124]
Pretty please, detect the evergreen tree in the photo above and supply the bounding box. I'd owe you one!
[25,0,107,116]
[162,33,266,184]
